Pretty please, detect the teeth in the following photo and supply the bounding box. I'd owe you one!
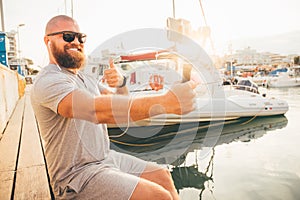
[69,48,78,51]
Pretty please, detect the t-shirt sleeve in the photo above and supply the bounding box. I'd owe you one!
[32,72,76,114]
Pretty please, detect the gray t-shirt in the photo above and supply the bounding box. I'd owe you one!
[31,64,110,195]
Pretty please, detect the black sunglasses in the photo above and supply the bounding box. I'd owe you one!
[47,31,87,43]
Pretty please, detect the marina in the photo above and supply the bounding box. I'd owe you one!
[1,28,299,200]
[1,0,300,199]
[1,23,300,200]
[90,51,289,128]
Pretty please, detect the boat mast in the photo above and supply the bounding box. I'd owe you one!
[0,0,5,31]
[64,0,74,18]
[198,0,208,27]
[198,0,216,55]
[172,0,176,18]
[71,0,74,18]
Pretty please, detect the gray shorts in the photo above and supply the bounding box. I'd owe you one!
[66,150,148,200]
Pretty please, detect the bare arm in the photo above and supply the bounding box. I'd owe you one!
[57,81,197,124]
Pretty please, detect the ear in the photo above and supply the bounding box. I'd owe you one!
[44,36,50,46]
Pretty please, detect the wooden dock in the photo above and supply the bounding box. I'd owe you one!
[0,86,53,199]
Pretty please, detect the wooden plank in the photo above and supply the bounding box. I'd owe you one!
[14,93,51,199]
[0,171,15,200]
[14,166,51,200]
[16,95,45,168]
[0,96,25,200]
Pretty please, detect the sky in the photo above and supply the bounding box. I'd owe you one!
[1,0,300,67]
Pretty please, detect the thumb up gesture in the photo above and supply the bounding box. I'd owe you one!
[102,58,126,88]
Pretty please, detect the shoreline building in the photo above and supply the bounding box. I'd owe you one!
[223,47,298,75]
[0,31,28,76]
[0,32,8,66]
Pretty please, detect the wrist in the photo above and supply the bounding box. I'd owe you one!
[162,91,180,114]
[118,75,127,88]
[160,93,172,113]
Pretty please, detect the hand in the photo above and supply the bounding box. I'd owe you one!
[102,58,125,88]
[165,80,198,115]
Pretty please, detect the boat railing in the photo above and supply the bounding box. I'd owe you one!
[222,78,259,94]
[232,84,259,94]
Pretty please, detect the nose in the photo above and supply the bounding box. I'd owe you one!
[72,36,81,45]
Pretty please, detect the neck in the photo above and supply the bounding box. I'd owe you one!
[66,68,79,74]
[50,61,79,74]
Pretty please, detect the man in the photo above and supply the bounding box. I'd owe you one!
[31,15,197,200]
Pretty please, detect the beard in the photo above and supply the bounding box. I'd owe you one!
[51,42,86,69]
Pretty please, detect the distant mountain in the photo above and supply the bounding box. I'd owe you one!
[231,30,300,55]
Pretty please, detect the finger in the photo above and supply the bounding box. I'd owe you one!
[103,69,112,76]
[105,73,119,80]
[109,58,115,69]
[101,74,107,82]
[187,80,198,89]
[103,68,117,77]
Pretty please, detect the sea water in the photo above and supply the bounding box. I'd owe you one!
[110,87,300,200]
[177,87,300,200]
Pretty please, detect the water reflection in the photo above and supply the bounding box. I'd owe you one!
[171,159,213,192]
[109,115,288,198]
[110,115,287,160]
[171,149,215,199]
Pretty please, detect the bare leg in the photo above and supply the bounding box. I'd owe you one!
[130,163,179,200]
[130,178,173,200]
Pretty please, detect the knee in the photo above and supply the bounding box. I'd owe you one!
[130,179,173,200]
[158,168,173,182]
[142,165,175,188]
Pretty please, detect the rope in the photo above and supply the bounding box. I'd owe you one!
[110,139,159,147]
[240,106,265,125]
[198,0,216,54]
[108,92,133,139]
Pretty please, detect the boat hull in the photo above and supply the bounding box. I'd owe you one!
[267,77,300,88]
[108,88,288,128]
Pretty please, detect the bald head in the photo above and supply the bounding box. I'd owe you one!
[44,15,85,69]
[45,15,79,35]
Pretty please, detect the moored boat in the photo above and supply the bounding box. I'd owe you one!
[266,66,300,88]
[105,52,289,128]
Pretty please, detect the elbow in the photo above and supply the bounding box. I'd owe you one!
[60,107,100,124]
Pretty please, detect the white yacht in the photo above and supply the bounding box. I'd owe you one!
[146,82,288,126]
[102,52,289,128]
[266,66,300,88]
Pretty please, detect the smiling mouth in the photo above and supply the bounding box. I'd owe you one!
[67,47,82,53]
